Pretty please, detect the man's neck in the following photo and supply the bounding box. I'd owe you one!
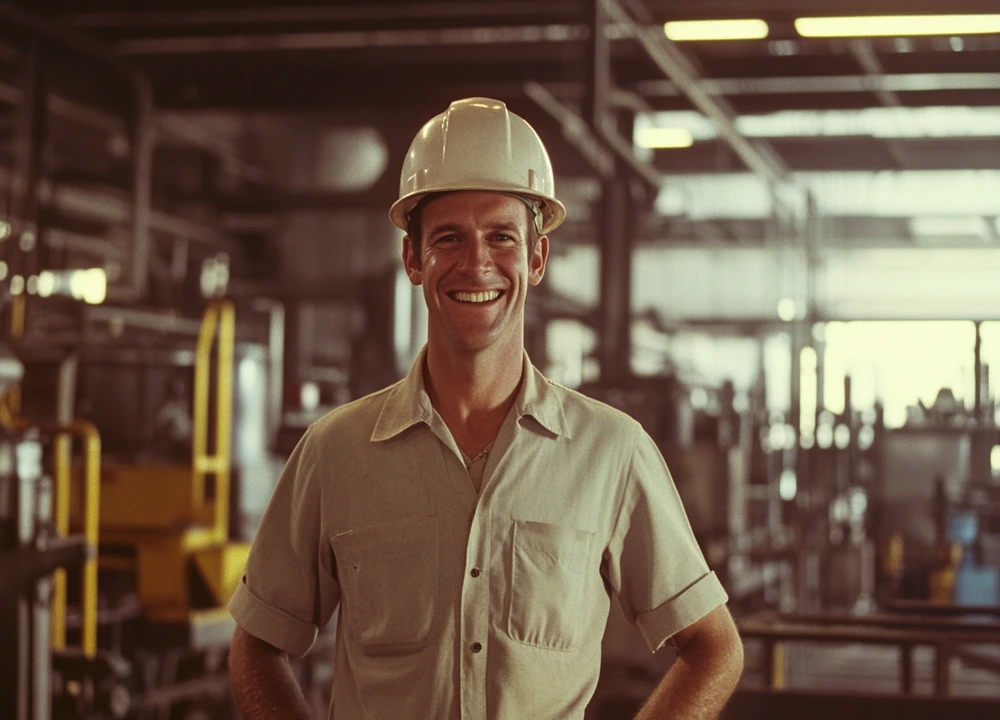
[423,340,523,455]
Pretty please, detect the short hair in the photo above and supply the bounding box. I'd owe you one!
[406,193,541,269]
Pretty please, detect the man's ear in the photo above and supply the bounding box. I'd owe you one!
[402,235,422,285]
[528,235,549,286]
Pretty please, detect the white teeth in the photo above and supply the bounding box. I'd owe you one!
[453,291,500,303]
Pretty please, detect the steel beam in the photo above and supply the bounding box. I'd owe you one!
[524,82,663,189]
[606,0,788,186]
[637,72,1000,97]
[848,39,909,169]
[59,2,584,29]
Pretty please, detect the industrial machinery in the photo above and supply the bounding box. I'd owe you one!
[0,6,289,716]
[1,299,258,720]
[0,341,99,720]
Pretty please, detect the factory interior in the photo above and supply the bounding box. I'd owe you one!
[2,0,1000,718]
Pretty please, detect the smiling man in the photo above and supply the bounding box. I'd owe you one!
[228,98,744,720]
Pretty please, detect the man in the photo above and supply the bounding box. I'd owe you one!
[228,97,743,720]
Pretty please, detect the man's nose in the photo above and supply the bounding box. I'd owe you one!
[457,237,491,271]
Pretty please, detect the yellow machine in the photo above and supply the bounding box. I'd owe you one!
[91,300,249,626]
[3,299,251,719]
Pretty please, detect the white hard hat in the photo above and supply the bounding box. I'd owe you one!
[389,97,566,234]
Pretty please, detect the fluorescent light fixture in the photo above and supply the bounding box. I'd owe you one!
[796,15,1000,38]
[638,106,1000,142]
[910,217,988,239]
[635,127,694,149]
[664,19,769,42]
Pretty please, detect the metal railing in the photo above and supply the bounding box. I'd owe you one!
[740,612,1000,697]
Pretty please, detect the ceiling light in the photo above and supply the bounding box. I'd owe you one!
[639,106,1000,142]
[909,217,988,239]
[635,127,694,149]
[795,15,1000,38]
[664,19,769,42]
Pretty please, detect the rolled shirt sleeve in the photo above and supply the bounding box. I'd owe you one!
[605,424,728,653]
[228,427,341,657]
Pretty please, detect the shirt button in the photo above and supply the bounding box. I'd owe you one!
[471,642,482,653]
[470,568,480,578]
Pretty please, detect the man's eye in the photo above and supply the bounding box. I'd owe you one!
[434,235,458,244]
[494,234,515,243]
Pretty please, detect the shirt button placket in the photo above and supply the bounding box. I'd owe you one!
[461,513,491,720]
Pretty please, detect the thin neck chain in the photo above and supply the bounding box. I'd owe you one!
[465,438,496,467]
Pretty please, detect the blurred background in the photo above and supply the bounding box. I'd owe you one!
[1,1,999,718]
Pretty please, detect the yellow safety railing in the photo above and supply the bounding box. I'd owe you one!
[0,409,102,659]
[48,421,101,658]
[192,299,234,543]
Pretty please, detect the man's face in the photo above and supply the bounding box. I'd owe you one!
[402,191,548,356]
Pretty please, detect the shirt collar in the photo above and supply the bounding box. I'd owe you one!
[371,346,571,442]
[371,346,434,442]
[515,352,571,439]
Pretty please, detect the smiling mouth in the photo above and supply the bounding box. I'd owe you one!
[449,290,502,303]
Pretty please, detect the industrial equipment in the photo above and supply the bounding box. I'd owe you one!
[1,299,257,719]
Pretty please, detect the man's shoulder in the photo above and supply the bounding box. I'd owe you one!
[308,379,404,440]
[540,377,642,438]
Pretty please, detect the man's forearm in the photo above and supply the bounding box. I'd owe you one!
[229,626,315,720]
[634,607,744,720]
[634,642,742,719]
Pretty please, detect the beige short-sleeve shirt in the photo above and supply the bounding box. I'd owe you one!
[229,348,727,720]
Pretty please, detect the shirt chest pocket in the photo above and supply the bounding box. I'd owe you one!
[333,515,438,655]
[507,520,594,652]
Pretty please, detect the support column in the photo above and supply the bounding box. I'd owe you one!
[586,0,633,384]
[597,168,633,383]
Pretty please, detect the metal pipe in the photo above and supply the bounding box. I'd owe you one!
[0,81,269,185]
[49,353,77,653]
[126,74,155,303]
[7,38,42,341]
[252,299,286,447]
[5,417,102,658]
[0,3,168,303]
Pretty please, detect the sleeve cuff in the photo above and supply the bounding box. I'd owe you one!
[634,571,729,653]
[229,576,319,658]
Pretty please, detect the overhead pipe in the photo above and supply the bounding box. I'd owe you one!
[0,2,155,303]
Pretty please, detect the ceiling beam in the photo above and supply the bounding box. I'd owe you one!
[524,81,664,190]
[636,73,1000,97]
[58,2,583,29]
[605,0,789,185]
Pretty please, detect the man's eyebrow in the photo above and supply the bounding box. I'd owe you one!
[426,221,523,236]
[426,223,462,236]
[487,222,522,233]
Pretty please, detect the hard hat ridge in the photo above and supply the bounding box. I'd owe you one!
[389,97,566,234]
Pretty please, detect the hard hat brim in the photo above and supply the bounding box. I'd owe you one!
[389,188,566,235]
